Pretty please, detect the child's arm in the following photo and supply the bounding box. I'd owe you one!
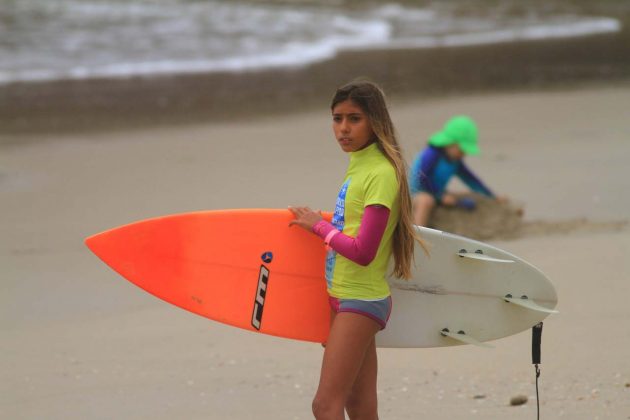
[457,161,495,198]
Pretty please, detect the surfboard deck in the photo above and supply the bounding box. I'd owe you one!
[85,209,558,348]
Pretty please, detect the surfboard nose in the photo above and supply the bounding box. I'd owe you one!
[85,224,138,263]
[85,225,145,282]
[85,230,113,262]
[85,231,108,257]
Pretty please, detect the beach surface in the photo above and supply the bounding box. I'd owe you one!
[2,83,629,419]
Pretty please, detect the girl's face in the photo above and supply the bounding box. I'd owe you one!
[332,99,375,153]
[444,143,464,160]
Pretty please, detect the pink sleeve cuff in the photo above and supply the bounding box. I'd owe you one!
[312,220,337,239]
[323,230,340,247]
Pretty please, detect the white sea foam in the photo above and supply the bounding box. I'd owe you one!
[0,1,622,85]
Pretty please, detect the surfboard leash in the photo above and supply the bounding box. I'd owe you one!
[532,322,543,420]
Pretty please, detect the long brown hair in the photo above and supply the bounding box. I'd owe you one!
[331,80,428,279]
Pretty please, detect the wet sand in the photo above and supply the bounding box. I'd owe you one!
[2,23,629,136]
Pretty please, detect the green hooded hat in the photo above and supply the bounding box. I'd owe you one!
[428,115,480,155]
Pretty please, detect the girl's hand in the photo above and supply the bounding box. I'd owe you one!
[288,206,323,231]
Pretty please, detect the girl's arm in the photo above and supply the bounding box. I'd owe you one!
[312,205,390,266]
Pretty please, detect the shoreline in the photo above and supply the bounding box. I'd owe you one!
[2,27,630,136]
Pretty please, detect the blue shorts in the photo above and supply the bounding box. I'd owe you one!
[328,296,393,329]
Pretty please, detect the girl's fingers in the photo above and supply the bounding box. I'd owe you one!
[289,206,305,227]
[291,207,315,219]
[289,206,318,229]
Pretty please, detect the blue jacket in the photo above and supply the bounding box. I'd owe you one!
[409,145,494,202]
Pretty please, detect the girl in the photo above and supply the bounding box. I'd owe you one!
[289,80,422,420]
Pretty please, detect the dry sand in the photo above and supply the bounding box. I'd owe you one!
[2,85,629,419]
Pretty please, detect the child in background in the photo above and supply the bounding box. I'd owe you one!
[410,115,505,227]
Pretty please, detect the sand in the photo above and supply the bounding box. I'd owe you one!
[2,84,629,419]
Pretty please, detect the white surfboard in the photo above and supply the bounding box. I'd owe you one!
[377,226,558,348]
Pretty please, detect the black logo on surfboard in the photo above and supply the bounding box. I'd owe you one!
[251,265,270,330]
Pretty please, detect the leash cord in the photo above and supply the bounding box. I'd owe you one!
[535,365,540,420]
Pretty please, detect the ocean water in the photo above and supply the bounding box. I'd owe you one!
[0,0,624,85]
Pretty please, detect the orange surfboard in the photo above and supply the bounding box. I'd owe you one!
[86,209,331,343]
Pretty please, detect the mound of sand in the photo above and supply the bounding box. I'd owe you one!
[429,193,628,240]
[428,193,524,240]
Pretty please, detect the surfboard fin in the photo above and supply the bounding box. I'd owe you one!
[440,328,493,348]
[504,295,559,314]
[458,249,514,263]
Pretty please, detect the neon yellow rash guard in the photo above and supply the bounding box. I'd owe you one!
[326,142,400,300]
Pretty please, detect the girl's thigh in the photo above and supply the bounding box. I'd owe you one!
[316,312,381,400]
